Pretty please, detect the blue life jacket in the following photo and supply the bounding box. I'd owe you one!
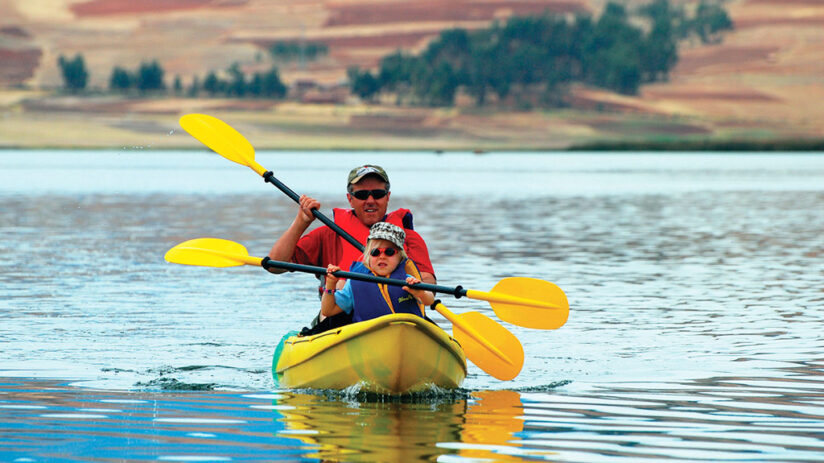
[348,260,425,322]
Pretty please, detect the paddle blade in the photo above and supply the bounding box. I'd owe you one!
[180,114,264,174]
[452,311,524,381]
[489,277,570,330]
[165,238,250,268]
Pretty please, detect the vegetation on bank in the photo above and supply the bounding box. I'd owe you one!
[570,139,824,152]
[55,0,731,108]
[349,0,732,106]
[268,41,328,63]
[59,58,291,99]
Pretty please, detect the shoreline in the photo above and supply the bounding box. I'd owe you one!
[569,139,824,152]
[2,140,823,152]
[2,94,823,153]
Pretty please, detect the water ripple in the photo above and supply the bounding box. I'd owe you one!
[2,152,824,461]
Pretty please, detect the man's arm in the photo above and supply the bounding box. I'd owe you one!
[419,271,435,285]
[267,195,320,274]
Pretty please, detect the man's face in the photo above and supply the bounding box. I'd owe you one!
[347,176,391,227]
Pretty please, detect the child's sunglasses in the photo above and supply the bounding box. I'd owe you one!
[351,189,388,200]
[370,247,397,257]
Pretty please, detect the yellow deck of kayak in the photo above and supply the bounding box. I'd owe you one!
[273,313,467,395]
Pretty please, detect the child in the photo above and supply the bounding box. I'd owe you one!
[322,222,435,322]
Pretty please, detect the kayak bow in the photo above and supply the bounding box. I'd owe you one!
[272,314,467,395]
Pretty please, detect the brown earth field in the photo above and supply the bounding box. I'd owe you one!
[1,0,823,150]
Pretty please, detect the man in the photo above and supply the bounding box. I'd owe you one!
[268,165,436,330]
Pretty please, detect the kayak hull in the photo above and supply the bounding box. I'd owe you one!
[273,314,467,395]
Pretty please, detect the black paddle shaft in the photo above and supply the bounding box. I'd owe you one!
[260,257,466,298]
[259,171,462,295]
[262,171,365,252]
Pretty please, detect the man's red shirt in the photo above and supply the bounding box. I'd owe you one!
[292,221,435,276]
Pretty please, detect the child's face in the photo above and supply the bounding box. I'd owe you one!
[369,239,402,277]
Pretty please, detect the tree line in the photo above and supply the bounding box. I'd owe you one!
[268,41,328,63]
[55,38,326,96]
[56,0,732,107]
[348,0,732,107]
[57,55,288,99]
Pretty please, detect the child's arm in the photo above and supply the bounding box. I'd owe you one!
[404,276,435,306]
[321,264,343,317]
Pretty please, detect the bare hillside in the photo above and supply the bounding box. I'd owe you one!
[1,0,822,148]
[0,0,589,87]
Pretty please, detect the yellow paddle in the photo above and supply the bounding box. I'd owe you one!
[179,114,266,176]
[165,238,524,381]
[470,278,569,330]
[178,113,570,330]
[179,113,366,251]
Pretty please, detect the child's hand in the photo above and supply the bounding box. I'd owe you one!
[403,276,435,305]
[402,276,420,295]
[321,264,344,317]
[325,264,341,289]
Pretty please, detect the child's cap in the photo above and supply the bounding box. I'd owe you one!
[367,222,405,249]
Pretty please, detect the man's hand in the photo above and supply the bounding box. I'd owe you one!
[298,195,321,224]
[268,195,321,273]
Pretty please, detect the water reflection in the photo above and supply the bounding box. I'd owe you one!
[0,379,308,461]
[3,152,824,461]
[2,367,824,461]
[453,390,534,461]
[0,379,533,461]
[273,389,530,461]
[515,366,824,461]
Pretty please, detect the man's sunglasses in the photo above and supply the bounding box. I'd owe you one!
[370,247,398,257]
[351,189,388,200]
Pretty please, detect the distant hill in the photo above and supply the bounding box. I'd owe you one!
[0,0,591,88]
[1,0,823,149]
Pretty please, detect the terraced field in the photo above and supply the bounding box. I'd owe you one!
[1,0,822,148]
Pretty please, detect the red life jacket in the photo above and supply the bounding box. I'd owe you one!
[332,208,414,271]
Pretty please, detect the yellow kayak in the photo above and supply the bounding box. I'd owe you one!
[272,314,467,395]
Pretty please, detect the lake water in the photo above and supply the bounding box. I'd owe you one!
[1,150,823,461]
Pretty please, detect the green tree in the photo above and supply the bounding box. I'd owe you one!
[413,61,460,106]
[693,1,733,43]
[269,41,328,62]
[377,51,426,105]
[351,0,730,106]
[492,14,578,103]
[423,29,471,82]
[187,76,201,97]
[226,63,246,97]
[173,75,183,95]
[248,73,263,97]
[598,43,642,94]
[640,24,677,82]
[569,13,594,74]
[57,54,88,92]
[203,71,222,96]
[256,67,287,98]
[135,60,165,93]
[348,67,380,101]
[639,0,687,36]
[581,3,644,94]
[109,66,132,92]
[638,0,679,82]
[465,28,506,105]
[378,51,420,95]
